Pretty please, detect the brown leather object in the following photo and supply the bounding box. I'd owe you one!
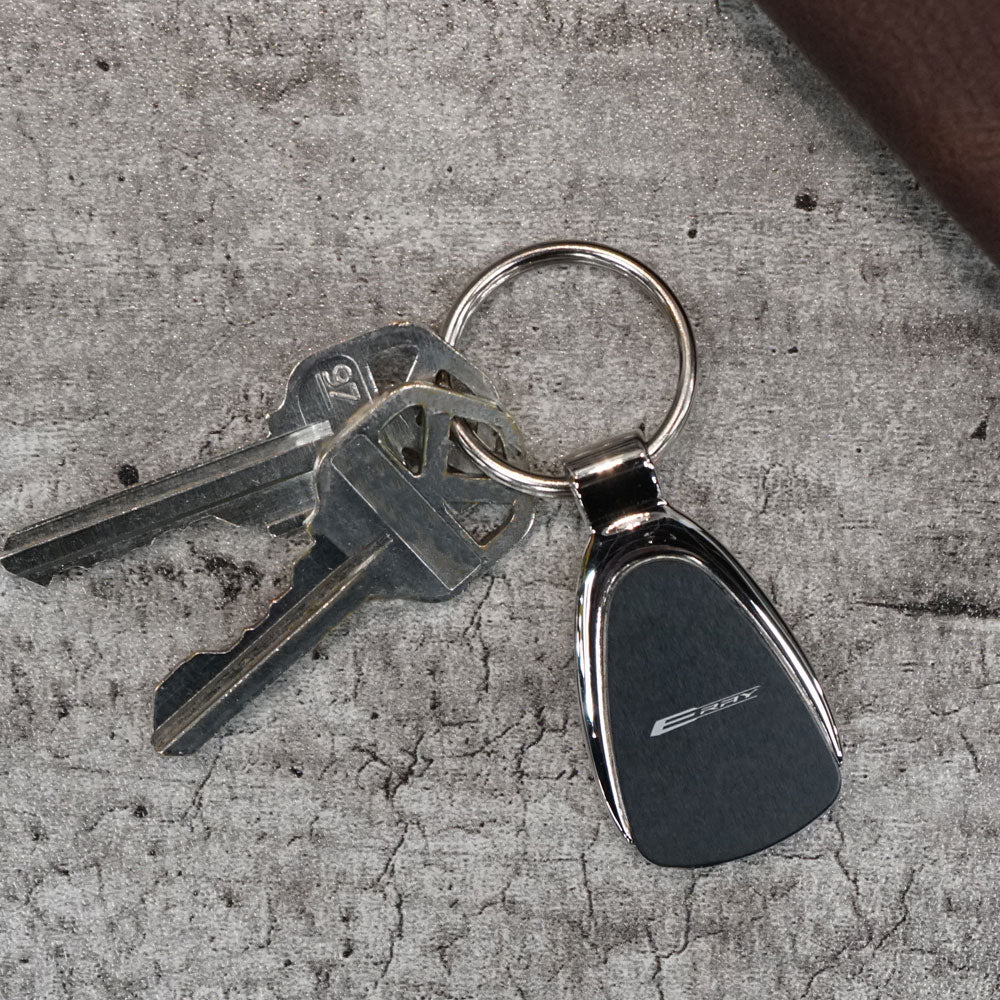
[755,0,1000,268]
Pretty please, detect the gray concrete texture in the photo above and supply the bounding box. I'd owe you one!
[1,1,998,997]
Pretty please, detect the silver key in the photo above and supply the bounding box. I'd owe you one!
[151,382,534,755]
[1,325,497,583]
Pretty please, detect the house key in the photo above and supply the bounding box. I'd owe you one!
[1,325,497,583]
[152,381,534,754]
[441,242,843,868]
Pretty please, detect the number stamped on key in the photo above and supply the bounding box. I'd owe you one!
[315,363,362,402]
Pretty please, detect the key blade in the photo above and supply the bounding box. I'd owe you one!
[1,423,333,584]
[209,468,320,537]
[152,535,390,755]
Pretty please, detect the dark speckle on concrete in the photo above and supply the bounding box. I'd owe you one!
[198,554,264,603]
[95,58,110,72]
[795,191,818,211]
[117,463,140,487]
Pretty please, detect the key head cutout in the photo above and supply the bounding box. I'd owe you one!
[310,382,535,601]
[577,509,842,868]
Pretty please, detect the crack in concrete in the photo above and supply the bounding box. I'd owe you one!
[860,595,1000,620]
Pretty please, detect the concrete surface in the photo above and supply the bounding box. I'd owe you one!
[1,1,999,998]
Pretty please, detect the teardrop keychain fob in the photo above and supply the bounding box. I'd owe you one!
[566,434,841,866]
[443,242,843,868]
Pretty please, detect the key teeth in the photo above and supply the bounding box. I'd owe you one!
[2,535,129,586]
[0,479,308,588]
[151,542,313,719]
[150,536,346,755]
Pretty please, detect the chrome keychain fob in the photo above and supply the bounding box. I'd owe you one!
[442,241,843,869]
[567,434,841,867]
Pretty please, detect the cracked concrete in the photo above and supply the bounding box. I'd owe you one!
[1,1,999,997]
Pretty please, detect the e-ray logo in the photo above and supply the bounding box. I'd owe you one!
[649,686,761,738]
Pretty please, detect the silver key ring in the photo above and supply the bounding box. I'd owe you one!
[440,241,698,497]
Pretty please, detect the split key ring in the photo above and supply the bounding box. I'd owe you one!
[440,241,697,497]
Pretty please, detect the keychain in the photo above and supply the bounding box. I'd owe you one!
[3,242,840,867]
[441,242,843,867]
